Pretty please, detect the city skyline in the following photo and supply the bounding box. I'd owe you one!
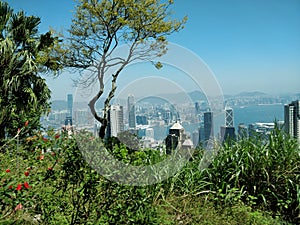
[43,92,299,148]
[5,0,300,100]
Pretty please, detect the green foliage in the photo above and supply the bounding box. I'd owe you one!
[203,128,300,223]
[0,1,61,140]
[157,195,284,225]
[60,0,187,138]
[0,128,299,224]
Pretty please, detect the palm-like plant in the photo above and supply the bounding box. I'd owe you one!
[0,1,61,140]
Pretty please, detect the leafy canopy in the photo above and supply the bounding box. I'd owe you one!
[0,1,61,139]
[60,0,187,138]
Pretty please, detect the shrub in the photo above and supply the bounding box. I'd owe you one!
[203,128,300,223]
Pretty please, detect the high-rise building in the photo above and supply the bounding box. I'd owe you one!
[204,111,213,142]
[225,107,234,127]
[284,100,300,142]
[107,104,124,137]
[136,115,148,125]
[192,130,199,147]
[65,94,73,126]
[67,94,73,118]
[128,94,136,129]
[164,111,173,125]
[198,124,205,144]
[220,126,235,142]
[220,107,235,142]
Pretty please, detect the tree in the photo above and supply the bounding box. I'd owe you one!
[0,1,61,140]
[61,0,187,138]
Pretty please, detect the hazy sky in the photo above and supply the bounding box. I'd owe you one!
[5,0,300,100]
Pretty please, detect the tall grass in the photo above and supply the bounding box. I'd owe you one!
[1,128,298,224]
[202,128,300,223]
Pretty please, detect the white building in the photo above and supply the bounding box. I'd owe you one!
[107,104,124,137]
[284,100,300,142]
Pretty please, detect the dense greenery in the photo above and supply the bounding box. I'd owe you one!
[0,1,61,140]
[0,126,299,224]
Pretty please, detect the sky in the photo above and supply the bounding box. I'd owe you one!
[5,0,300,100]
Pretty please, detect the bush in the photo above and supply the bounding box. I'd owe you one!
[0,128,298,224]
[203,128,300,223]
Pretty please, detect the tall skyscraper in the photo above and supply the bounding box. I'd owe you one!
[225,107,234,127]
[220,107,235,142]
[198,124,205,144]
[204,111,213,142]
[192,130,199,147]
[220,126,235,142]
[284,100,300,142]
[65,94,73,126]
[67,94,73,118]
[128,94,136,129]
[107,105,124,137]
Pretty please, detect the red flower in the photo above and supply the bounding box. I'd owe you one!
[55,134,60,139]
[43,137,48,142]
[37,155,44,160]
[14,203,23,211]
[5,169,10,173]
[48,167,53,171]
[24,182,31,189]
[8,185,12,189]
[24,120,29,127]
[24,171,29,177]
[16,184,22,191]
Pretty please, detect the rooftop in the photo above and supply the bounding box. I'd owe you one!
[170,122,184,130]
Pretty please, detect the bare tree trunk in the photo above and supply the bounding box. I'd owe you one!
[88,89,108,139]
[98,119,107,139]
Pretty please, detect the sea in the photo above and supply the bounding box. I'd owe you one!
[152,103,284,140]
[232,103,283,128]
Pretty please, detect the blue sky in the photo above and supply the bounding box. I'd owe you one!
[5,0,300,100]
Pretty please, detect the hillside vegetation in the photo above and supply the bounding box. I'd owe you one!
[0,126,299,224]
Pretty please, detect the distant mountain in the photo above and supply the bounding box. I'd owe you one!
[188,90,207,102]
[236,91,269,97]
[152,90,207,104]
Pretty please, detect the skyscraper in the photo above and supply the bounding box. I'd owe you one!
[284,100,300,142]
[192,130,199,147]
[220,107,235,142]
[128,94,136,129]
[225,107,234,127]
[107,105,124,137]
[67,94,73,118]
[65,94,73,126]
[204,111,213,142]
[220,126,235,142]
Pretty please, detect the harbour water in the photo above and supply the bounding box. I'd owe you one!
[153,103,284,140]
[232,103,284,128]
